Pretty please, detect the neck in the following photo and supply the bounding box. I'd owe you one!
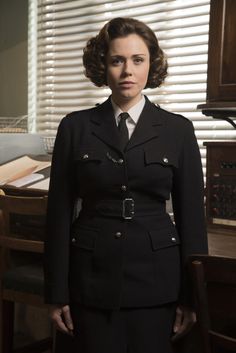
[111,94,142,111]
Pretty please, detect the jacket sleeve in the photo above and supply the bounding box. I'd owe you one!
[44,116,75,304]
[171,120,208,308]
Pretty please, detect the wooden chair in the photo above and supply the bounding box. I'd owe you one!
[0,191,54,353]
[189,254,236,353]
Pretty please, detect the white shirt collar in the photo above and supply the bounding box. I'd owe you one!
[111,95,146,125]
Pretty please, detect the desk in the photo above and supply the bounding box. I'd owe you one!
[208,229,236,258]
[1,185,48,197]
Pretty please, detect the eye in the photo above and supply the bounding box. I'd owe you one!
[110,57,124,66]
[133,57,144,64]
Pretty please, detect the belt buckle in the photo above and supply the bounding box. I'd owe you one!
[122,198,135,219]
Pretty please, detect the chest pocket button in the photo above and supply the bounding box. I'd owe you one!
[144,149,178,167]
[115,231,122,238]
[83,154,89,159]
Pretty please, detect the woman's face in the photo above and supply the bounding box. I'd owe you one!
[106,33,150,110]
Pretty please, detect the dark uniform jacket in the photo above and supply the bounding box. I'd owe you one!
[44,96,208,309]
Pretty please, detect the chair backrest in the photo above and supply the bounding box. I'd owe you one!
[0,191,53,352]
[0,192,48,254]
[189,254,236,353]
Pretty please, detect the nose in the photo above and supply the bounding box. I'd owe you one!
[122,60,132,76]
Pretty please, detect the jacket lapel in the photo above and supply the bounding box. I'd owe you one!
[126,96,164,151]
[90,96,164,153]
[90,98,121,153]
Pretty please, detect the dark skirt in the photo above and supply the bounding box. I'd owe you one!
[71,302,177,353]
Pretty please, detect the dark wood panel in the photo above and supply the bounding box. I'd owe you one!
[207,0,236,102]
[221,0,236,85]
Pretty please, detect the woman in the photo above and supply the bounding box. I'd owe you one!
[45,17,208,353]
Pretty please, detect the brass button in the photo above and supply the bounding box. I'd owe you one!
[71,237,76,243]
[171,237,176,242]
[163,157,168,163]
[121,185,127,191]
[115,231,122,238]
[118,158,124,164]
[83,154,89,159]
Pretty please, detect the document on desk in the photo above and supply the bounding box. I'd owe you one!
[8,173,44,187]
[27,177,50,190]
[0,155,51,185]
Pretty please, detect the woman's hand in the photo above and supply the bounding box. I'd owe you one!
[171,305,196,341]
[49,304,74,335]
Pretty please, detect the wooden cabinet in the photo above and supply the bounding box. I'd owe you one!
[198,0,236,121]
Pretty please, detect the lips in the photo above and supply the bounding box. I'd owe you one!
[119,81,135,85]
[119,81,135,88]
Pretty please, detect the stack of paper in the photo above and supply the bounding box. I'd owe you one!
[27,177,50,190]
[8,173,44,187]
[0,156,51,186]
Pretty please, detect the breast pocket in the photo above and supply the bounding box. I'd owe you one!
[73,149,104,164]
[73,148,106,189]
[143,148,178,195]
[144,148,178,169]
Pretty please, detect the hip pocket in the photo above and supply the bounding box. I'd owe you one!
[148,226,180,251]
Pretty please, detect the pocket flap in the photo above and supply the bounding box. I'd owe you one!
[144,148,178,167]
[149,227,180,250]
[71,226,98,250]
[73,149,104,162]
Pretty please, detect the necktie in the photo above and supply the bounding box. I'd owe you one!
[118,112,129,150]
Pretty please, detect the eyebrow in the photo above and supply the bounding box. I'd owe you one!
[109,54,147,58]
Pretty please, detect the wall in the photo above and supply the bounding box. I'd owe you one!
[0,0,28,117]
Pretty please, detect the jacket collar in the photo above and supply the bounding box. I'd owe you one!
[90,96,164,153]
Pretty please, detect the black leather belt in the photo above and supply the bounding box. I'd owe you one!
[81,199,166,219]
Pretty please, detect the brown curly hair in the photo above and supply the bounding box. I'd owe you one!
[83,17,168,88]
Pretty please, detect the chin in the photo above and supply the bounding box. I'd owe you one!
[120,91,137,99]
